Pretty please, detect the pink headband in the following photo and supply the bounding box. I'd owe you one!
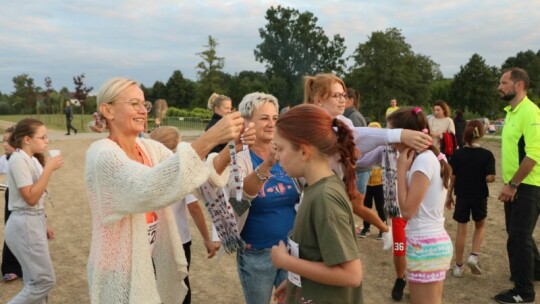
[413,107,422,114]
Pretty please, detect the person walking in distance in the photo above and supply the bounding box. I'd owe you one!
[65,101,78,135]
[494,67,540,304]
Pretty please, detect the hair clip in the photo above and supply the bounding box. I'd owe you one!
[421,128,429,134]
[473,127,480,138]
[413,107,422,114]
[437,153,447,162]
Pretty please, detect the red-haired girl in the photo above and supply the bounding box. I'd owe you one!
[271,104,363,303]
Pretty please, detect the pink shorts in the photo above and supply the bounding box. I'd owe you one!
[392,217,407,256]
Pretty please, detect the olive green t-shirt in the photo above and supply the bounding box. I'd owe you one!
[285,174,363,304]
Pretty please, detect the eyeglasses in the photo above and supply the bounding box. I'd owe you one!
[34,135,48,141]
[113,99,152,113]
[330,93,348,100]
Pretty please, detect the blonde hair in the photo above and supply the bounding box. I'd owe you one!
[149,126,180,151]
[303,73,346,105]
[238,92,279,119]
[207,93,231,111]
[96,77,139,109]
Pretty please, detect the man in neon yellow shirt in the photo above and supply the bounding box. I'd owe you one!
[495,68,540,304]
[385,98,399,117]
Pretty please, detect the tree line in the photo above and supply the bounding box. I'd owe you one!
[1,5,539,122]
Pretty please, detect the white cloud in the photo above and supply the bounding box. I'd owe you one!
[0,0,539,94]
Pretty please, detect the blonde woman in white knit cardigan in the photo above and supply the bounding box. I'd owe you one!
[85,77,253,304]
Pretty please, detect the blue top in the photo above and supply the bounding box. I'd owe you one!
[240,150,299,249]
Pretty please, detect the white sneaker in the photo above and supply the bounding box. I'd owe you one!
[452,264,463,277]
[467,255,482,275]
[382,227,393,251]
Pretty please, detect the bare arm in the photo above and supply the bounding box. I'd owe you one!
[19,156,63,206]
[445,175,456,210]
[396,148,430,220]
[271,241,362,287]
[187,201,216,258]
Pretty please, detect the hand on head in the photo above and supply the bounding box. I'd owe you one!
[401,130,433,151]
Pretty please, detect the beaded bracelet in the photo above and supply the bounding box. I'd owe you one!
[254,166,269,182]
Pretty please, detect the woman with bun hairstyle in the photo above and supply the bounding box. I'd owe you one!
[271,104,363,303]
[205,93,233,155]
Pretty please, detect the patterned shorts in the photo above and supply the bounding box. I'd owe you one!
[406,231,453,283]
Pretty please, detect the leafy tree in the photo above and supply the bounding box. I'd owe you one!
[226,71,270,106]
[194,35,226,108]
[430,78,453,105]
[73,73,93,127]
[347,28,441,121]
[501,49,540,102]
[255,5,346,104]
[44,76,54,114]
[164,70,196,109]
[450,53,500,118]
[12,74,37,114]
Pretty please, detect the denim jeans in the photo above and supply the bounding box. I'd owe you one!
[504,183,540,297]
[236,247,288,304]
[356,170,371,194]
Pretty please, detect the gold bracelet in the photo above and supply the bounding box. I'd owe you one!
[254,166,269,182]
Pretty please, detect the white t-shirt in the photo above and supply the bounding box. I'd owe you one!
[0,155,8,174]
[405,151,447,237]
[171,193,198,245]
[7,150,45,210]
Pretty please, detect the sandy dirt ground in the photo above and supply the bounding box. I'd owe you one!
[0,120,538,304]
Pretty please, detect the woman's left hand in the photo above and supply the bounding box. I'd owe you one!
[401,130,432,151]
[46,223,55,240]
[271,240,289,269]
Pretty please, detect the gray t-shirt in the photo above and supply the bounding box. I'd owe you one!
[7,150,45,210]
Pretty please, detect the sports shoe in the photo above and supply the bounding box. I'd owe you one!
[382,229,393,251]
[391,277,406,301]
[358,229,370,238]
[467,254,482,275]
[377,232,383,240]
[452,264,463,278]
[495,289,535,303]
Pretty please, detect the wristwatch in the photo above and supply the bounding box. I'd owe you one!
[509,181,519,189]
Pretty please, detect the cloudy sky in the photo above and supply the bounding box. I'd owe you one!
[0,0,538,95]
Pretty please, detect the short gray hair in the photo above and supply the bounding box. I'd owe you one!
[238,92,279,119]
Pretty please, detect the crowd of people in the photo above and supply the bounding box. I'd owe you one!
[0,67,538,304]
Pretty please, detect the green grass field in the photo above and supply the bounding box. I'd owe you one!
[0,114,206,133]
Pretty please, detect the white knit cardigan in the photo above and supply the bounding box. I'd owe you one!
[85,138,228,304]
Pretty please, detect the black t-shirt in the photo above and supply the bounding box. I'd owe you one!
[449,146,495,198]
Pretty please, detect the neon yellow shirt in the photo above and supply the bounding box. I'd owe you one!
[386,106,399,117]
[501,96,540,186]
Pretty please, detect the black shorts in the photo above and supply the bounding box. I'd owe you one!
[453,197,487,223]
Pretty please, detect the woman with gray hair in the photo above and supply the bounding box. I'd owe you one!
[228,92,300,304]
[85,77,253,304]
